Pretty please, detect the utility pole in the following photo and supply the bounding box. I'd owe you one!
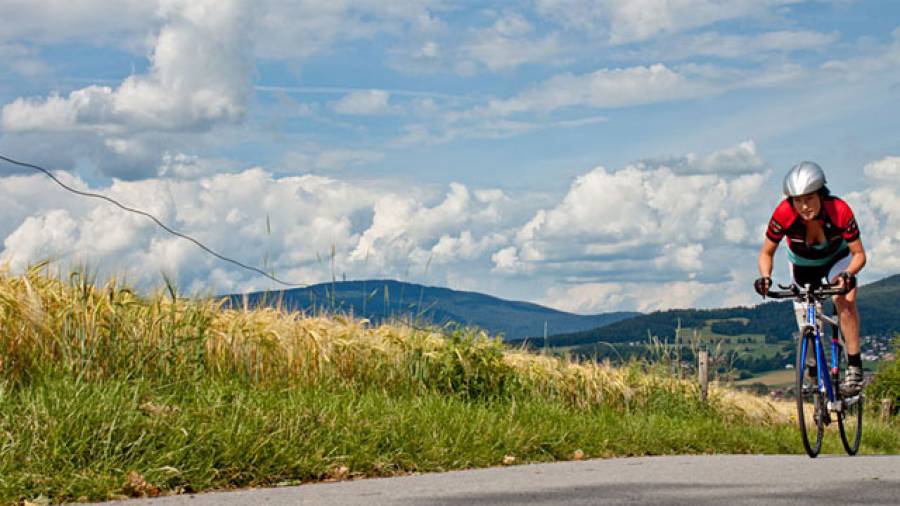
[543,320,548,354]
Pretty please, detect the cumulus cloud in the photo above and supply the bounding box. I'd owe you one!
[0,169,511,295]
[157,152,242,179]
[640,140,768,175]
[1,0,253,177]
[542,279,734,313]
[348,182,511,270]
[846,156,900,278]
[489,141,774,310]
[5,147,900,314]
[519,150,900,313]
[864,156,900,181]
[4,2,253,133]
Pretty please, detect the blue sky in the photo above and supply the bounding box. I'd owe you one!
[1,0,899,313]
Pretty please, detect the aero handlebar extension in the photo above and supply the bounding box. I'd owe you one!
[765,282,850,300]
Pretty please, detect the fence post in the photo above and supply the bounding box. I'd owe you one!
[882,398,894,423]
[699,349,709,403]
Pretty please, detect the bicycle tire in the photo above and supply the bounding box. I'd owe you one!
[834,309,864,455]
[796,332,824,457]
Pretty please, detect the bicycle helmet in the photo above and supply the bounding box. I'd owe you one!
[783,161,827,197]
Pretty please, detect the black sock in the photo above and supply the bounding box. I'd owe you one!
[848,353,862,369]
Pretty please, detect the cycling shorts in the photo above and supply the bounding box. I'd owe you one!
[790,247,851,288]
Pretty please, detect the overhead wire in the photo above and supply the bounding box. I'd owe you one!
[0,154,305,287]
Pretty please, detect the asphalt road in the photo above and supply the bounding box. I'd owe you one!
[98,455,900,506]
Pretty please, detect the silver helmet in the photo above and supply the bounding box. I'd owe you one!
[783,161,827,197]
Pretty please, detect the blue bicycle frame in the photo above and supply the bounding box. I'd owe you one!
[798,301,841,409]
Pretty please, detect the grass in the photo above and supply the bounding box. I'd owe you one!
[1,264,898,504]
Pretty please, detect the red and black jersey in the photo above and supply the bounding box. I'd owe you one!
[766,196,860,262]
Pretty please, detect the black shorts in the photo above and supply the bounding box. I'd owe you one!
[791,247,851,288]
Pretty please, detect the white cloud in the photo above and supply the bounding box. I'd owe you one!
[624,30,839,61]
[820,26,900,82]
[252,0,439,60]
[491,246,524,274]
[1,0,253,177]
[476,60,815,118]
[864,156,900,181]
[281,148,385,172]
[0,1,157,48]
[483,64,699,116]
[492,142,772,289]
[460,13,563,72]
[847,155,900,278]
[5,149,900,313]
[4,1,252,132]
[332,90,392,115]
[348,182,499,269]
[535,0,799,45]
[542,280,729,313]
[529,150,900,313]
[0,43,51,78]
[157,152,242,179]
[642,140,768,175]
[0,169,512,294]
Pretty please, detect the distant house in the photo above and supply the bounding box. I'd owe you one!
[785,364,794,369]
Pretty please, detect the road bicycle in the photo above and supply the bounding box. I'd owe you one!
[766,282,864,458]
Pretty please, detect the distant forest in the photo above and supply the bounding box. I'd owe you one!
[519,274,900,348]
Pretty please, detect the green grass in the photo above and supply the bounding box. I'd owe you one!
[1,266,899,504]
[5,375,899,505]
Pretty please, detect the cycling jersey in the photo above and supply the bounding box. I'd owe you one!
[765,196,860,267]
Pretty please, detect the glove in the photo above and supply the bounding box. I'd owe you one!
[838,271,857,292]
[754,276,772,297]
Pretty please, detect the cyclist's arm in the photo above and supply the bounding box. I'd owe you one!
[845,239,866,276]
[758,238,779,277]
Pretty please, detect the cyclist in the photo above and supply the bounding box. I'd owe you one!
[754,161,867,395]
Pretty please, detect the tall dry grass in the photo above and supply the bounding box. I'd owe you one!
[0,263,754,415]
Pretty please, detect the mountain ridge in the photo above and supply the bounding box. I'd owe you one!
[226,279,638,341]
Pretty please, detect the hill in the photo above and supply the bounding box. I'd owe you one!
[226,279,637,341]
[529,274,900,349]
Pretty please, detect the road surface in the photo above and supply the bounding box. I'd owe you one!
[98,455,900,505]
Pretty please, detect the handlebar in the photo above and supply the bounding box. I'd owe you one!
[765,281,849,300]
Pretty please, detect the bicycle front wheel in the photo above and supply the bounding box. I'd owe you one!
[796,334,824,458]
[834,312,863,455]
[838,393,863,455]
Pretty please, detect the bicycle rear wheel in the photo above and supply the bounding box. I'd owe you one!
[796,333,824,458]
[834,311,864,455]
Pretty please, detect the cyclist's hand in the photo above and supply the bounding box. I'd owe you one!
[754,276,772,297]
[835,271,857,293]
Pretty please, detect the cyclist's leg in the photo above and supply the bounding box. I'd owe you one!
[828,255,859,355]
[827,254,863,395]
